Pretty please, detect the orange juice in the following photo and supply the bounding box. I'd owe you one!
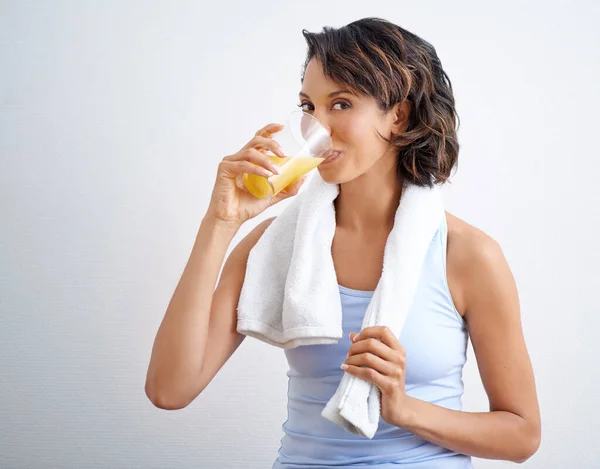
[243,154,323,199]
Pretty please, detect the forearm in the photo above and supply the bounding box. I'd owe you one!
[400,396,537,463]
[145,216,241,404]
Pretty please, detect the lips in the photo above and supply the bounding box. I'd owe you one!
[322,149,342,164]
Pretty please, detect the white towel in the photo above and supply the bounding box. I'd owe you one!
[237,172,445,438]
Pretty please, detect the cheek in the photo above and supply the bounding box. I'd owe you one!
[333,121,354,142]
[336,116,374,146]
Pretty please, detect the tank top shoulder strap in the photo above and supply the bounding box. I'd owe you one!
[439,211,448,260]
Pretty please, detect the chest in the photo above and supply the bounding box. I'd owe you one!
[331,219,466,319]
[331,228,388,291]
[285,269,468,385]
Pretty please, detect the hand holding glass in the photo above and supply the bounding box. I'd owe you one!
[242,111,333,199]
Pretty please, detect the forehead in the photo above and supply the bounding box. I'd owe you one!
[300,59,348,95]
[302,59,330,83]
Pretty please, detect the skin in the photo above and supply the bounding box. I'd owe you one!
[299,58,541,463]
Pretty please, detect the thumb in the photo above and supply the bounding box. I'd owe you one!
[269,174,308,205]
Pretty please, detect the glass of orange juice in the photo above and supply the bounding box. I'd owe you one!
[242,111,333,200]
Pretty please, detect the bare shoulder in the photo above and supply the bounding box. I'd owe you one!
[215,217,278,282]
[445,211,501,258]
[234,216,277,254]
[445,211,508,321]
[214,215,278,318]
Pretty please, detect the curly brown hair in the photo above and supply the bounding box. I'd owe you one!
[301,17,460,187]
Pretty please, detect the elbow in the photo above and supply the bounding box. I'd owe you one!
[147,394,190,411]
[145,379,195,410]
[514,424,541,463]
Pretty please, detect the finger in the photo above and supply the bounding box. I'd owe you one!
[221,160,274,179]
[235,174,250,192]
[228,149,282,175]
[348,334,405,367]
[255,122,284,138]
[346,352,395,374]
[341,362,389,389]
[344,353,404,379]
[280,174,308,194]
[242,136,285,157]
[268,175,308,204]
[353,326,405,354]
[347,337,396,363]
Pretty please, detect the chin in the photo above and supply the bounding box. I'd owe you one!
[316,168,342,185]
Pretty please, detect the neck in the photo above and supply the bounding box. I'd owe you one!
[334,157,404,234]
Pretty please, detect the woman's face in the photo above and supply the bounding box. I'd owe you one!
[298,58,408,184]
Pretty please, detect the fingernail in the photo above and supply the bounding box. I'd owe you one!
[341,364,348,370]
[271,165,281,175]
[352,334,359,342]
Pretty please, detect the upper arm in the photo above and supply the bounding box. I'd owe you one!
[195,216,277,395]
[461,232,541,445]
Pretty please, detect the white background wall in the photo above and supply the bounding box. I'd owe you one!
[1,1,599,467]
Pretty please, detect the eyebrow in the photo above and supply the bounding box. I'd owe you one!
[298,89,354,99]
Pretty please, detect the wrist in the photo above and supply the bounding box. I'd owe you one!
[202,214,243,233]
[396,396,420,430]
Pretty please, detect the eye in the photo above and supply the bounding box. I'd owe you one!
[332,101,351,110]
[297,102,313,112]
[296,101,351,112]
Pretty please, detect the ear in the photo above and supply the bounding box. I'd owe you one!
[389,101,412,136]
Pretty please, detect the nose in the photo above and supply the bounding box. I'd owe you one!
[301,112,333,145]
[312,111,332,135]
[312,116,334,157]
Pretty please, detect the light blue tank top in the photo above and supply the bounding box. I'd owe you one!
[272,215,473,468]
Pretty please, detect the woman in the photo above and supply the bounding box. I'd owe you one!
[145,17,541,467]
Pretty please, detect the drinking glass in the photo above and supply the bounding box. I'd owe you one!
[242,111,333,199]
